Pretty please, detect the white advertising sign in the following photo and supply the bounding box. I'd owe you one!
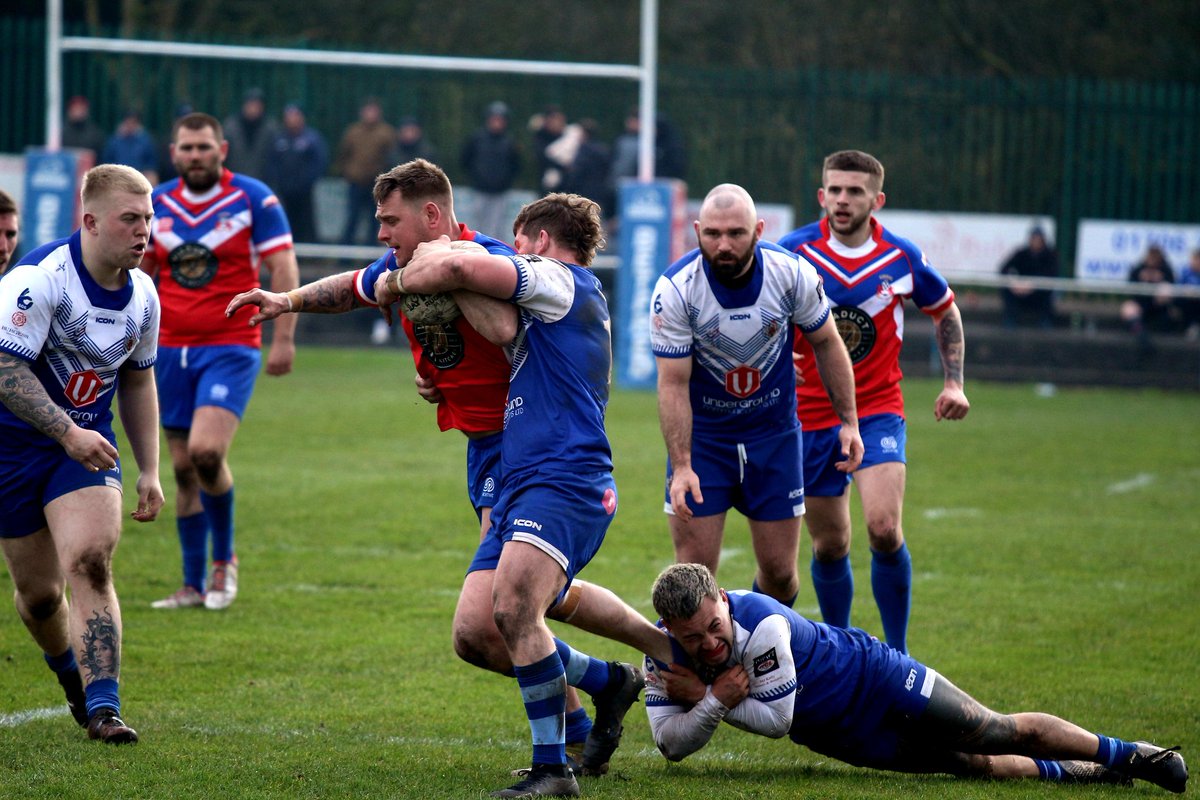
[1074,219,1200,282]
[871,210,1055,277]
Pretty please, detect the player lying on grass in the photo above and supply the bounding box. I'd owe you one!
[641,563,1187,794]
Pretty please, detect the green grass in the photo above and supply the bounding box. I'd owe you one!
[2,346,1197,799]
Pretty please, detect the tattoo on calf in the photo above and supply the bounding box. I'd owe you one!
[80,607,119,683]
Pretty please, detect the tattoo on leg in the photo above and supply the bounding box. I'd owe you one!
[80,607,119,683]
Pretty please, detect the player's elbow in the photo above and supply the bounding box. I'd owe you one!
[657,740,692,762]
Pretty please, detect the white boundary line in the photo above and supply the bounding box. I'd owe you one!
[0,705,68,728]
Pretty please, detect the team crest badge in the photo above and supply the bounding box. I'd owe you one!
[753,647,780,677]
[876,275,894,300]
[11,311,27,327]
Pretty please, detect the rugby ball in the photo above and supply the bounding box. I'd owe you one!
[398,240,487,325]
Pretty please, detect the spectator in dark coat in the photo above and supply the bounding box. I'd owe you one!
[222,88,280,180]
[101,109,159,184]
[62,95,106,158]
[999,227,1059,328]
[265,104,329,243]
[460,101,521,240]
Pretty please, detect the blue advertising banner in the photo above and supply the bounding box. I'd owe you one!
[23,149,89,252]
[614,179,686,389]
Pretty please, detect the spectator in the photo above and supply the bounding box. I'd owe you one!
[222,88,280,180]
[336,98,396,245]
[609,108,689,195]
[999,226,1059,329]
[1178,247,1200,340]
[265,103,329,243]
[61,95,106,158]
[392,115,438,164]
[531,104,568,193]
[560,118,614,219]
[101,109,159,185]
[460,100,521,244]
[1120,245,1179,342]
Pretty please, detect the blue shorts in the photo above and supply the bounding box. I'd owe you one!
[0,437,123,538]
[465,432,504,520]
[157,345,261,430]
[803,413,907,497]
[468,470,617,603]
[790,632,936,768]
[665,426,804,521]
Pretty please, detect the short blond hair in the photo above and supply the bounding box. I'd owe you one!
[81,164,152,211]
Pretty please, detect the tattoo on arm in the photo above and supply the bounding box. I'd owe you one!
[301,273,365,313]
[0,354,73,441]
[80,607,119,683]
[936,314,965,384]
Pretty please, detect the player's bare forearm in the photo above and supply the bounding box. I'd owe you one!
[117,366,160,477]
[809,327,859,427]
[656,362,694,467]
[294,271,365,314]
[455,290,518,346]
[934,303,966,386]
[0,353,74,442]
[266,250,301,341]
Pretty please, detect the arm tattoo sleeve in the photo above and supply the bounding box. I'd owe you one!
[0,354,73,441]
[936,314,965,384]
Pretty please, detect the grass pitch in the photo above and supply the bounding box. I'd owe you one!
[2,346,1197,799]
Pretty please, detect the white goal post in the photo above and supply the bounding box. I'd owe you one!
[44,0,662,181]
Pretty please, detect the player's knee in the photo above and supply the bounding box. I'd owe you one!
[21,588,65,621]
[865,517,902,551]
[67,548,112,594]
[188,447,224,483]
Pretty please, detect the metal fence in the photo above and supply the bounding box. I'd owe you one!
[2,16,1198,269]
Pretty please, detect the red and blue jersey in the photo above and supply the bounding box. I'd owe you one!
[354,224,514,434]
[145,170,293,348]
[777,217,954,430]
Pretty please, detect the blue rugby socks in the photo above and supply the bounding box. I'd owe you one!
[811,554,854,628]
[177,512,209,592]
[871,542,912,653]
[201,488,235,564]
[515,653,567,767]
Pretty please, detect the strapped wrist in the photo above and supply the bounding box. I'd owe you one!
[285,290,305,312]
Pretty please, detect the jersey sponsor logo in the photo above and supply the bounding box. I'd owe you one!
[168,242,219,289]
[413,322,465,370]
[16,288,33,310]
[514,518,543,531]
[64,369,103,407]
[904,667,918,691]
[729,312,752,321]
[724,364,761,399]
[11,311,26,327]
[832,305,876,364]
[752,647,780,677]
[94,315,117,325]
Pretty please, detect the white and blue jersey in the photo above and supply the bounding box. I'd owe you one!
[649,242,830,441]
[0,231,160,446]
[500,254,613,477]
[645,590,936,769]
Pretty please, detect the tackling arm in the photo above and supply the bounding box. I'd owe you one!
[453,290,519,347]
[401,237,519,300]
[930,302,970,421]
[225,269,363,326]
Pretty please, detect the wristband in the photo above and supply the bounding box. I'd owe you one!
[389,268,407,296]
[285,290,305,312]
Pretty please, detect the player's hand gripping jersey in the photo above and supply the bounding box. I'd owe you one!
[145,170,292,349]
[777,218,954,429]
[649,242,830,440]
[0,232,160,444]
[354,225,513,434]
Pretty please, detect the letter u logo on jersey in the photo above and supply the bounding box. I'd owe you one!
[64,369,103,407]
[724,365,761,399]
